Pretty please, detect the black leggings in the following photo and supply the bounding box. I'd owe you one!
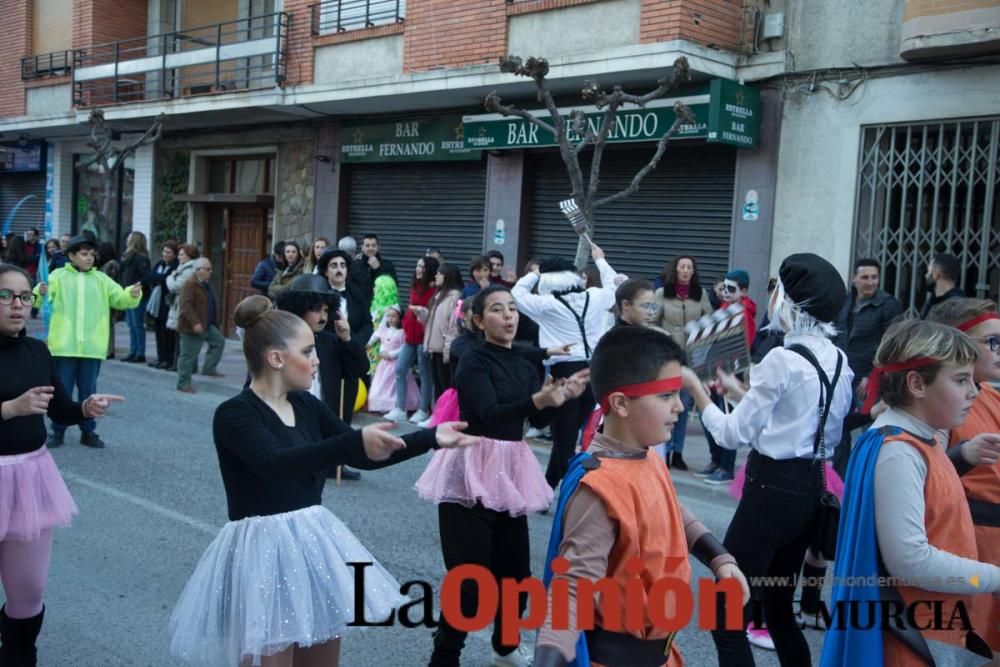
[429,352,452,402]
[429,502,531,666]
[711,451,820,666]
[545,361,595,489]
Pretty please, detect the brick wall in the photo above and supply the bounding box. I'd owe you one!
[0,3,31,118]
[282,0,315,87]
[640,0,743,51]
[73,0,147,49]
[403,0,507,72]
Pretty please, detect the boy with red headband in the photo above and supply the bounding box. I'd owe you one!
[822,319,1000,666]
[534,326,748,667]
[927,298,1000,651]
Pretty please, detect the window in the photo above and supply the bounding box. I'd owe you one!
[313,0,405,35]
[853,118,1000,313]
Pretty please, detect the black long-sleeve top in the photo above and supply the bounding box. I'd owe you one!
[455,342,555,441]
[213,388,440,521]
[449,330,548,385]
[0,330,85,455]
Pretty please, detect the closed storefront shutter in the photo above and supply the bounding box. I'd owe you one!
[525,144,737,283]
[0,174,46,237]
[345,161,487,301]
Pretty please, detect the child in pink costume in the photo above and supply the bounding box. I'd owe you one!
[367,307,419,413]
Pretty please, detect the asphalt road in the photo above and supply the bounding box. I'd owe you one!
[26,324,825,666]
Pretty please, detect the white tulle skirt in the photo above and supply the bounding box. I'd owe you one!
[169,505,406,666]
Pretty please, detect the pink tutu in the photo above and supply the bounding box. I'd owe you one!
[414,438,553,517]
[428,388,460,427]
[729,460,844,501]
[0,447,78,542]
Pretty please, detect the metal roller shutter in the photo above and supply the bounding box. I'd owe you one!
[0,174,46,237]
[525,144,737,283]
[345,161,487,301]
[33,0,72,55]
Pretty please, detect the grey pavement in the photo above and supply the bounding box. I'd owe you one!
[21,320,825,666]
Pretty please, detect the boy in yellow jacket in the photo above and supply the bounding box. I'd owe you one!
[35,234,140,448]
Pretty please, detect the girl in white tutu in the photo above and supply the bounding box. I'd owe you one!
[169,295,477,667]
[0,264,124,665]
[416,285,589,666]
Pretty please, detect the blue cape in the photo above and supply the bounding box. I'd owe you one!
[543,452,594,667]
[820,427,900,667]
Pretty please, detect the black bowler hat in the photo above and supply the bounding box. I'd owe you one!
[317,248,353,276]
[778,253,847,323]
[65,234,97,254]
[289,274,333,294]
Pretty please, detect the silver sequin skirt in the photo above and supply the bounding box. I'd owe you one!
[168,505,406,666]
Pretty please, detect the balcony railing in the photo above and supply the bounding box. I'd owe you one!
[310,0,405,35]
[72,12,289,108]
[21,51,72,80]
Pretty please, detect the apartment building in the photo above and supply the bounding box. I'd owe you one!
[3,0,994,331]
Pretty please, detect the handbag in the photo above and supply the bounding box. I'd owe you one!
[787,344,843,561]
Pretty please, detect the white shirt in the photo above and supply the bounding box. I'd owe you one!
[701,334,854,460]
[309,372,323,400]
[333,284,349,322]
[512,258,619,364]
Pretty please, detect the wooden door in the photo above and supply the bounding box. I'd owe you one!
[223,205,267,336]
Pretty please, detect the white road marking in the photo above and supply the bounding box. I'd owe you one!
[61,470,220,537]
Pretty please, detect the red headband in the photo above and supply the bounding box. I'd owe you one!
[957,312,1000,332]
[582,376,684,450]
[861,357,938,415]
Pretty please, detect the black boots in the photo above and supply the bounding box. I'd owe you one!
[0,605,44,666]
[670,452,688,471]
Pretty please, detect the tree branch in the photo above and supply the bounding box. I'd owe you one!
[484,92,556,135]
[593,101,694,209]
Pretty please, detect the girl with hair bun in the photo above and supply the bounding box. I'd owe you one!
[169,295,478,667]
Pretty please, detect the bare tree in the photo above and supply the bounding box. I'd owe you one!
[485,56,694,268]
[77,110,164,242]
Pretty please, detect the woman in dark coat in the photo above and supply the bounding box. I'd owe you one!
[146,241,180,369]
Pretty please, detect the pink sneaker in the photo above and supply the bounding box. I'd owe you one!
[746,622,775,650]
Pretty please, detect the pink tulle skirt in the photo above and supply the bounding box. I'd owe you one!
[0,447,78,542]
[428,388,460,427]
[414,438,553,517]
[729,460,845,501]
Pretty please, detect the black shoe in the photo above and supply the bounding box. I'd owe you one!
[122,354,136,362]
[127,355,146,364]
[0,605,43,667]
[670,452,688,471]
[147,360,160,367]
[156,361,171,369]
[167,365,178,372]
[328,466,362,481]
[45,432,64,449]
[80,432,105,449]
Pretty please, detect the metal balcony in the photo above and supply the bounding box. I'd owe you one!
[72,12,290,108]
[309,0,405,35]
[22,51,73,80]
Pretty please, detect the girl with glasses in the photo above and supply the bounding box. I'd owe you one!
[927,297,1000,653]
[0,264,124,664]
